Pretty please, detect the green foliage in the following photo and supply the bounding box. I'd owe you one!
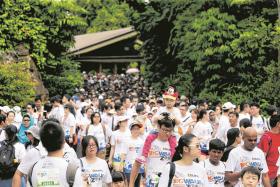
[42,58,83,96]
[128,0,279,104]
[0,61,35,106]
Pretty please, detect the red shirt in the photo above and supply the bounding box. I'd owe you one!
[258,131,280,179]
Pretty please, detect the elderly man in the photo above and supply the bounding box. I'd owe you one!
[225,127,271,187]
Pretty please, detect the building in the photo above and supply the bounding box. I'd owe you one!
[67,27,144,74]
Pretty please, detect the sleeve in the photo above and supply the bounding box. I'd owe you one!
[103,160,112,183]
[257,133,270,153]
[260,151,269,174]
[17,149,40,175]
[16,144,26,162]
[225,150,238,172]
[110,132,116,146]
[73,168,83,187]
[192,123,200,137]
[158,163,171,187]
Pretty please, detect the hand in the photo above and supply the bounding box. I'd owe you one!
[69,137,73,143]
[108,159,113,168]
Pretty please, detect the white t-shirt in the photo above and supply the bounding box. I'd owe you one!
[17,142,77,175]
[87,123,106,150]
[226,146,268,187]
[110,129,131,163]
[251,115,268,141]
[158,162,209,186]
[79,157,112,186]
[199,159,225,186]
[145,139,171,186]
[216,115,230,142]
[238,113,250,121]
[62,113,76,137]
[123,136,144,174]
[156,106,181,124]
[49,105,64,124]
[31,156,82,187]
[192,121,213,149]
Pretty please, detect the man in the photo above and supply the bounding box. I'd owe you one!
[129,113,176,187]
[250,102,268,142]
[223,111,239,144]
[121,95,134,118]
[12,119,78,187]
[225,127,271,187]
[258,114,280,185]
[215,102,235,143]
[29,120,81,186]
[179,102,191,135]
[49,95,64,124]
[239,101,250,121]
[200,138,226,187]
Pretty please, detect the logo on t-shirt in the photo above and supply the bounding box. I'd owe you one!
[88,170,104,183]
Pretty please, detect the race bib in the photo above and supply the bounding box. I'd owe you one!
[36,168,60,187]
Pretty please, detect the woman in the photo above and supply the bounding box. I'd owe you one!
[62,104,76,147]
[221,128,241,162]
[79,135,112,186]
[17,114,33,144]
[184,108,199,134]
[109,116,130,171]
[24,126,40,151]
[158,134,209,186]
[0,125,26,187]
[86,112,108,159]
[6,111,15,126]
[192,109,213,153]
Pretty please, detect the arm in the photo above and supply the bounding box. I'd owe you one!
[12,170,24,187]
[129,161,141,187]
[262,173,271,187]
[108,145,115,167]
[225,171,241,182]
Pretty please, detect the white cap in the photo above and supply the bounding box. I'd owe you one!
[117,116,129,124]
[222,102,236,110]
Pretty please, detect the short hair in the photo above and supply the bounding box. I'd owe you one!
[120,96,130,104]
[267,105,277,116]
[239,118,252,128]
[7,111,15,117]
[111,171,126,183]
[81,135,99,157]
[63,94,71,101]
[240,101,249,112]
[241,166,261,180]
[34,95,42,102]
[114,102,122,111]
[158,112,176,128]
[229,111,239,118]
[270,114,280,128]
[209,138,225,151]
[39,121,65,152]
[26,102,35,109]
[50,95,62,104]
[250,102,260,108]
[0,114,6,123]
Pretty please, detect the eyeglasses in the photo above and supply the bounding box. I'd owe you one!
[24,119,30,122]
[88,144,97,148]
[161,127,173,134]
[247,139,257,142]
[93,116,100,118]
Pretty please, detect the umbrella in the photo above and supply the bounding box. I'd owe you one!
[126,68,140,74]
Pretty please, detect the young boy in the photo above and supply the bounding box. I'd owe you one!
[241,166,261,187]
[200,138,226,187]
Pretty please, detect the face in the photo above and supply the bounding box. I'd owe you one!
[64,107,69,114]
[187,137,201,158]
[243,134,257,151]
[7,112,15,122]
[241,172,259,187]
[23,117,30,127]
[119,120,128,128]
[124,99,131,108]
[250,106,259,116]
[208,149,223,165]
[215,106,221,115]
[86,138,98,157]
[35,100,42,108]
[179,106,187,115]
[86,108,93,118]
[229,113,238,126]
[112,181,125,187]
[62,96,68,104]
[209,112,216,121]
[26,105,33,114]
[191,110,197,120]
[158,125,173,141]
[130,125,141,137]
[92,113,101,124]
[164,98,176,108]
[26,132,34,141]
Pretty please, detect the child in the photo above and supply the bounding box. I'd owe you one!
[241,166,261,187]
[112,171,126,187]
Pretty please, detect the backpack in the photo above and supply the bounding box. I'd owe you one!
[0,140,18,179]
[168,162,176,187]
[28,159,79,187]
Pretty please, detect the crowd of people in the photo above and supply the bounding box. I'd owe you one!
[0,72,279,187]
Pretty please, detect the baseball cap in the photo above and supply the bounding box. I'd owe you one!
[117,116,129,124]
[25,126,40,140]
[222,102,236,110]
[129,117,144,129]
